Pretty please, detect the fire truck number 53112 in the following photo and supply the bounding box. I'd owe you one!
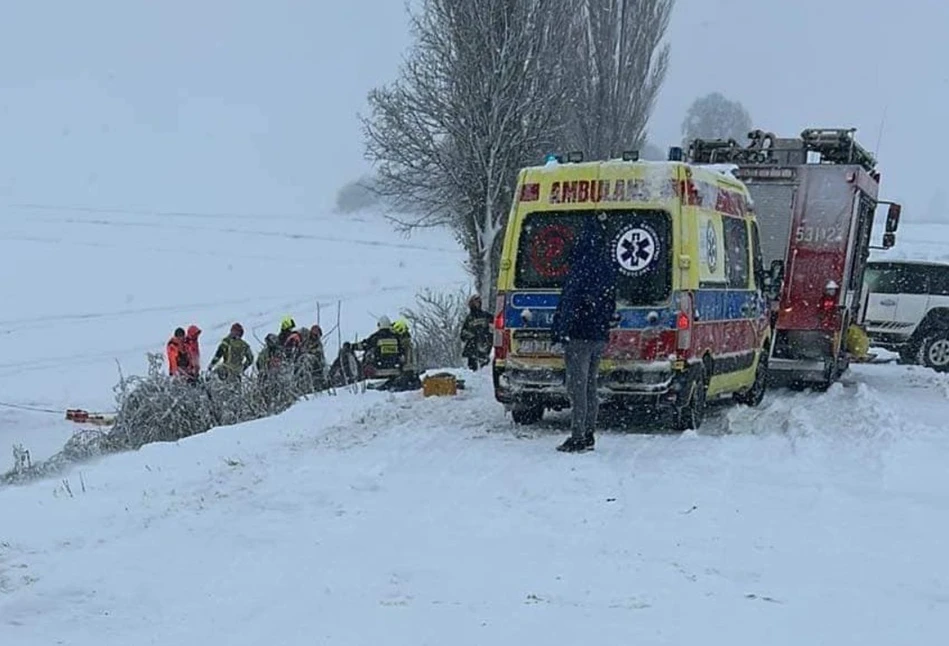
[795,224,843,244]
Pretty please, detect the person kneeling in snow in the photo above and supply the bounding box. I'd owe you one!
[355,316,420,392]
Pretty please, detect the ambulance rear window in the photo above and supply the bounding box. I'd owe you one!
[514,209,672,306]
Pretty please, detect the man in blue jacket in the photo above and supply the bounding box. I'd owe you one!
[550,213,618,452]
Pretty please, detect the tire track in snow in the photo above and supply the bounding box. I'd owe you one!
[723,375,908,442]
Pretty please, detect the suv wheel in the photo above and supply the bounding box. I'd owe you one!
[920,332,949,372]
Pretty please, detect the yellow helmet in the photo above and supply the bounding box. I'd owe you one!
[392,318,409,335]
[280,316,295,332]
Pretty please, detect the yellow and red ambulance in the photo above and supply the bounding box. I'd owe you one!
[491,153,773,430]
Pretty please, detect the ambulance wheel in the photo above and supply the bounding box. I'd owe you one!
[920,332,949,373]
[734,353,767,407]
[671,367,706,431]
[511,404,544,426]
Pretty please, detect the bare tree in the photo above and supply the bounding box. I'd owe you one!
[362,0,573,300]
[565,0,674,160]
[681,91,753,144]
[400,287,469,370]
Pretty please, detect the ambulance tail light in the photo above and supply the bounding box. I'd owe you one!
[676,294,692,356]
[494,293,509,360]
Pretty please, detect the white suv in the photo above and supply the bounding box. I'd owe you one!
[863,260,949,370]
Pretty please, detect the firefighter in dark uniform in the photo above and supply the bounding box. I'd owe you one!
[390,318,422,391]
[460,294,493,370]
[298,324,328,392]
[355,316,421,391]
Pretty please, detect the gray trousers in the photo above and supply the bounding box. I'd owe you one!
[564,340,606,438]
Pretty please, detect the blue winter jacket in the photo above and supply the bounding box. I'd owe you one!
[551,218,618,343]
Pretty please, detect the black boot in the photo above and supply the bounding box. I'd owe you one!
[557,434,594,453]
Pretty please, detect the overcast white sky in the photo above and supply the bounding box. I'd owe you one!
[1,0,946,218]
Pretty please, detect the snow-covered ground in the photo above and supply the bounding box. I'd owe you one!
[2,365,949,644]
[2,208,949,643]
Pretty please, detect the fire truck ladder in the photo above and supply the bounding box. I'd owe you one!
[687,127,877,173]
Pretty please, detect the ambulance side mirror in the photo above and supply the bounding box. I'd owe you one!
[885,203,901,234]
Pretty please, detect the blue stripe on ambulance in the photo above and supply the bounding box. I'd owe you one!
[505,290,764,329]
[693,290,765,322]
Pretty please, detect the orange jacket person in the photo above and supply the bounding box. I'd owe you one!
[166,327,191,378]
[183,324,202,381]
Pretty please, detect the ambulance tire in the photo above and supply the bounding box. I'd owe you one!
[919,332,949,373]
[734,352,767,407]
[671,366,706,431]
[511,404,544,426]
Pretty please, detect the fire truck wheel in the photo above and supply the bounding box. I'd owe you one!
[671,366,706,431]
[920,333,949,372]
[735,353,767,407]
[511,403,544,426]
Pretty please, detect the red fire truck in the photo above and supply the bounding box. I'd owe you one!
[687,128,902,389]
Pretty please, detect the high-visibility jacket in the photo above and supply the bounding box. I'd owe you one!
[167,337,191,377]
[356,328,405,373]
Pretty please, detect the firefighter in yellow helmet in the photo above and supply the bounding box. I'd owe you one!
[277,316,302,361]
[392,318,414,369]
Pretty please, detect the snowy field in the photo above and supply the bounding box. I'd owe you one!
[2,209,949,643]
[0,205,468,461]
[876,219,949,264]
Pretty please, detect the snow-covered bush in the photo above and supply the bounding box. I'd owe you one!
[400,288,469,370]
[108,353,310,450]
[1,353,313,485]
